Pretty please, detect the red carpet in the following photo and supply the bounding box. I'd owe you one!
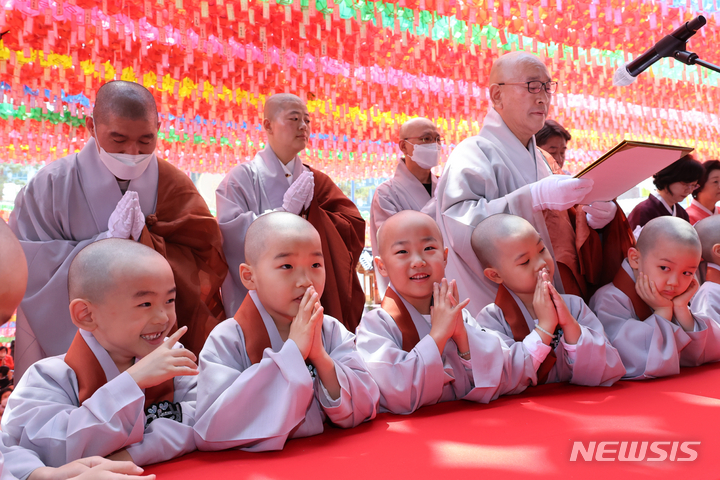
[146,363,720,479]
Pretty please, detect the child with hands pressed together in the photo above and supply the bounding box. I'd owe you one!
[474,214,625,386]
[2,239,199,468]
[355,211,539,415]
[193,212,378,452]
[589,216,720,379]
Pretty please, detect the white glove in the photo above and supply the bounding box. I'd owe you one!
[530,175,594,212]
[107,191,145,241]
[582,201,618,230]
[281,171,315,214]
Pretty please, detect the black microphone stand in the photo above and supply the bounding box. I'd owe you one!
[673,50,720,75]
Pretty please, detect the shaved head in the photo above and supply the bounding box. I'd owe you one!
[377,210,442,257]
[694,215,720,262]
[0,220,27,324]
[264,93,305,122]
[637,216,701,256]
[245,212,320,265]
[398,117,437,140]
[93,81,158,126]
[471,214,537,269]
[489,51,548,85]
[68,239,168,303]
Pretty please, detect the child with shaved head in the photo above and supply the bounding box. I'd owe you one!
[590,216,720,379]
[355,210,540,415]
[474,214,625,386]
[193,211,378,452]
[2,239,199,468]
[689,216,720,356]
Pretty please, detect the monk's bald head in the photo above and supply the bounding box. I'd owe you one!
[472,214,537,269]
[0,220,27,324]
[489,51,548,85]
[398,117,437,141]
[68,239,169,303]
[694,216,720,262]
[245,212,321,265]
[93,81,158,127]
[636,217,701,257]
[264,94,306,122]
[377,210,443,258]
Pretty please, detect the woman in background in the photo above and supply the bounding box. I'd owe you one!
[687,160,720,224]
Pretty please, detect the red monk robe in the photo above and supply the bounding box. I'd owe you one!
[139,160,228,355]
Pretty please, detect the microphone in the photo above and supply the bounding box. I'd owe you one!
[613,15,706,86]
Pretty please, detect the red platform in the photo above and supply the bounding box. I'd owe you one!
[146,363,720,480]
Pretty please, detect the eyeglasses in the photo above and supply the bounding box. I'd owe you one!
[495,81,558,94]
[403,135,444,145]
[681,182,699,190]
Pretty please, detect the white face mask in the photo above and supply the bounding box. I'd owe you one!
[408,142,440,169]
[94,135,155,180]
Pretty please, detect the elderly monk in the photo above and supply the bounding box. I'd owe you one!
[216,93,365,332]
[10,80,227,377]
[369,117,441,296]
[435,52,633,315]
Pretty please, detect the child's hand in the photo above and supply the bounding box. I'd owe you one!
[635,273,674,320]
[305,299,326,365]
[430,279,470,353]
[288,287,321,360]
[548,283,581,345]
[672,277,699,332]
[28,457,155,480]
[448,280,471,351]
[127,326,198,390]
[532,270,558,344]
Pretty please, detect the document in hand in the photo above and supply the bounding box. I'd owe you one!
[574,140,694,205]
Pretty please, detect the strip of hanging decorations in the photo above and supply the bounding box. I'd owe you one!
[0,0,718,181]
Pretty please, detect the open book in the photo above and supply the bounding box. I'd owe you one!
[574,140,694,205]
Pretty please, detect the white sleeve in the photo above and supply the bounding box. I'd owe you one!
[1,360,145,468]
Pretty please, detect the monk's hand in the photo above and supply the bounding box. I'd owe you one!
[447,279,472,358]
[127,326,198,390]
[107,191,145,240]
[289,287,320,360]
[548,283,581,345]
[635,273,674,321]
[281,171,315,215]
[430,279,468,354]
[27,457,155,480]
[533,269,558,345]
[306,298,327,365]
[530,175,593,212]
[582,201,617,230]
[672,277,699,332]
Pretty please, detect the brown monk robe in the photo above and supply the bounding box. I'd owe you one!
[540,149,636,302]
[139,159,228,355]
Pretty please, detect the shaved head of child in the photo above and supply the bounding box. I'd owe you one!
[240,212,325,324]
[629,216,701,301]
[694,215,720,264]
[375,210,447,313]
[262,93,310,164]
[471,214,554,295]
[0,219,27,324]
[68,239,177,369]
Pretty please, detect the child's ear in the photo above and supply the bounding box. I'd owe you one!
[712,243,720,263]
[374,256,389,278]
[484,267,503,285]
[239,264,256,290]
[69,299,97,332]
[627,247,641,270]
